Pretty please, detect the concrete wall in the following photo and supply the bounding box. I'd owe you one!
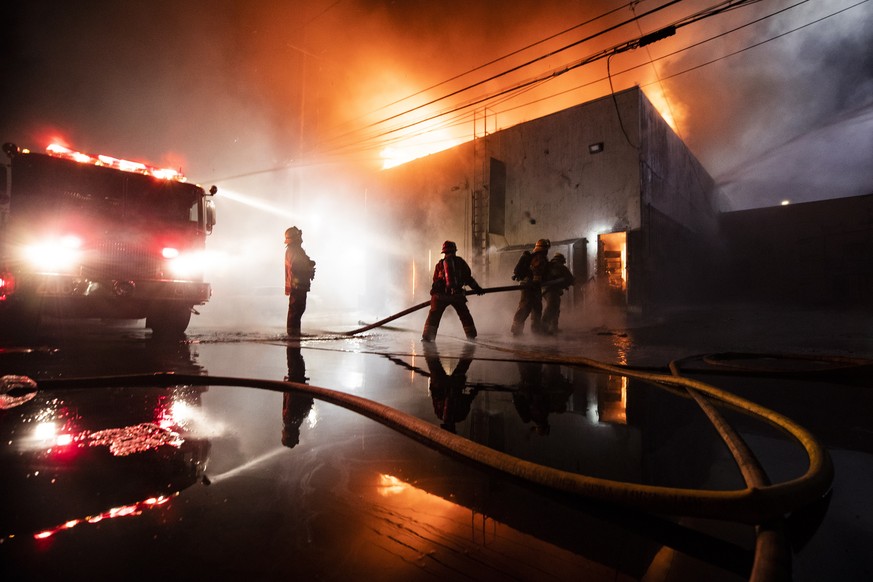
[484,90,642,256]
[718,194,873,306]
[366,87,718,314]
[635,92,719,308]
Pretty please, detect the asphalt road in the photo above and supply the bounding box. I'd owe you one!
[1,306,871,581]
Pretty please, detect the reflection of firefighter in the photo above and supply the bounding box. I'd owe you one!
[284,226,316,337]
[421,240,484,342]
[511,238,550,335]
[282,345,314,448]
[542,253,575,335]
[424,343,478,433]
[512,361,573,436]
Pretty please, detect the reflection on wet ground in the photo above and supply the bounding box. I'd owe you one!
[1,310,872,581]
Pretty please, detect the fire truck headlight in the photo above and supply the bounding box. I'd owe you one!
[166,252,205,278]
[23,236,82,272]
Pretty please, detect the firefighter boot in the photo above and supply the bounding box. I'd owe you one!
[463,324,477,340]
[421,322,437,342]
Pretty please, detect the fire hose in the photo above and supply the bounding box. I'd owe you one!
[343,283,543,335]
[21,368,831,528]
[3,339,835,582]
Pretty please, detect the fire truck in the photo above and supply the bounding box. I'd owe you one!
[0,142,216,337]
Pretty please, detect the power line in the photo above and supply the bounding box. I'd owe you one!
[205,0,865,182]
[316,0,688,150]
[339,0,642,126]
[319,0,758,152]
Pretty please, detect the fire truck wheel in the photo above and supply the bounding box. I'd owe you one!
[146,303,193,338]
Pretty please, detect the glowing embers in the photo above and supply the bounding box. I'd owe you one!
[88,423,184,456]
[25,396,187,456]
[32,494,176,540]
[27,420,183,455]
[46,143,186,182]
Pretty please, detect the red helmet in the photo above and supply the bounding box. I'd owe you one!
[533,238,550,253]
[441,240,457,254]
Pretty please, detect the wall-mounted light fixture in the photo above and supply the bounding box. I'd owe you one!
[588,142,604,154]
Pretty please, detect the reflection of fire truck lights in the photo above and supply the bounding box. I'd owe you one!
[0,274,12,299]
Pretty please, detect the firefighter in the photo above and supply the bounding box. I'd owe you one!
[424,342,478,433]
[511,238,550,335]
[281,345,313,448]
[541,252,575,335]
[284,226,316,337]
[422,240,485,342]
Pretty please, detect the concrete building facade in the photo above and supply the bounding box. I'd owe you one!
[718,194,873,307]
[370,87,719,314]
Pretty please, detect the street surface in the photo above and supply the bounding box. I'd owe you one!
[1,304,871,581]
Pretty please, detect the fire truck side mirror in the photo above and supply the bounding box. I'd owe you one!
[205,199,217,234]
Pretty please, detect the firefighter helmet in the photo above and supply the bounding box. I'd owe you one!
[441,240,457,254]
[285,226,302,243]
[533,238,550,253]
[552,252,566,264]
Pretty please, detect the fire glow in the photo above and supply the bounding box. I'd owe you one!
[379,127,466,169]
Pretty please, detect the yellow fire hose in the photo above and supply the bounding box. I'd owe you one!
[33,368,833,527]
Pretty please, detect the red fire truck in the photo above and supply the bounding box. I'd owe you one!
[0,142,216,338]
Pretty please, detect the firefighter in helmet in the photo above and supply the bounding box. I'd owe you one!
[541,252,575,334]
[281,345,313,448]
[422,240,485,342]
[284,226,316,337]
[511,238,550,335]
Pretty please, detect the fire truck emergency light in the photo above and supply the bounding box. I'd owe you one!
[46,143,186,182]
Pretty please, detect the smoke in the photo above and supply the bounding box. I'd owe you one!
[661,1,873,207]
[3,0,872,330]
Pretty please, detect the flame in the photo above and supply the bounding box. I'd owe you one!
[380,127,466,169]
[643,87,683,135]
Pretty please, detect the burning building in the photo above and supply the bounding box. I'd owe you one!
[366,86,719,315]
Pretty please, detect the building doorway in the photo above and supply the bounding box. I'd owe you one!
[597,232,627,305]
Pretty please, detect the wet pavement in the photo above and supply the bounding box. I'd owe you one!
[1,304,871,581]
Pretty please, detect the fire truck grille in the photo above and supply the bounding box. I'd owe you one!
[82,240,161,280]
